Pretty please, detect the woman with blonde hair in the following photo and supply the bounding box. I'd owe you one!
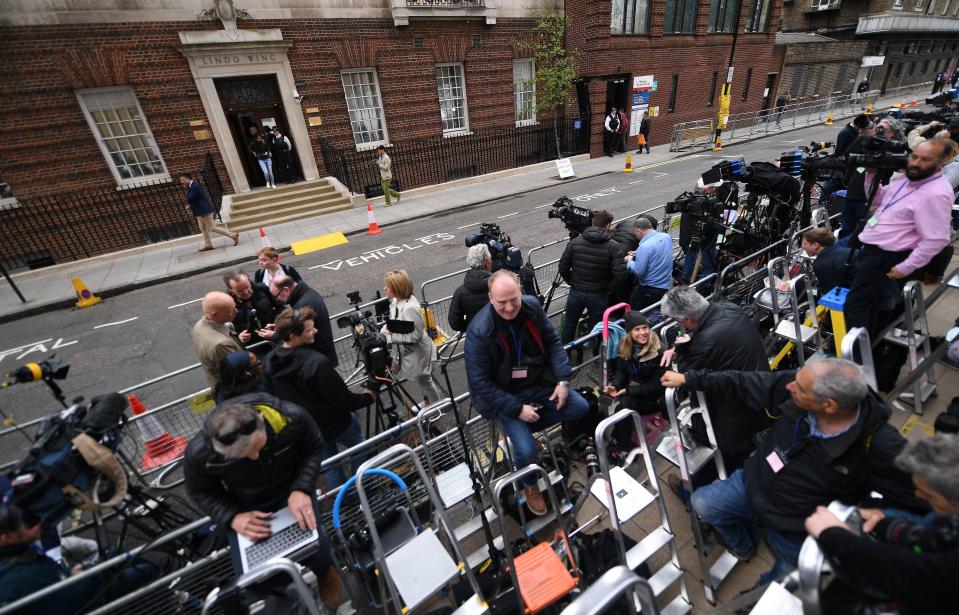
[603,311,666,416]
[382,269,444,411]
[254,246,302,287]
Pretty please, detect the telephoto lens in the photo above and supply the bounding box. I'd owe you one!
[584,437,601,478]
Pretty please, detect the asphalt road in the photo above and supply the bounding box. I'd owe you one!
[0,121,848,464]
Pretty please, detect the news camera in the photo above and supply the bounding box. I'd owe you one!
[548,196,594,237]
[926,87,958,108]
[847,136,910,172]
[665,191,724,218]
[464,222,522,272]
[336,291,392,384]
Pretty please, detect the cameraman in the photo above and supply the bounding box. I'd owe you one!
[223,269,282,352]
[558,209,627,344]
[844,138,957,338]
[678,179,733,283]
[449,244,493,333]
[260,306,374,488]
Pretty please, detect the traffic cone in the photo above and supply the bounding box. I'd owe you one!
[258,227,272,249]
[71,277,101,309]
[623,154,633,173]
[128,394,187,470]
[824,112,834,126]
[366,202,382,236]
[866,102,874,115]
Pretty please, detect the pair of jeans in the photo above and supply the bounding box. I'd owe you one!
[690,469,803,580]
[628,285,668,323]
[321,414,367,488]
[682,245,716,282]
[561,288,608,344]
[498,385,590,486]
[257,157,275,185]
[839,198,867,240]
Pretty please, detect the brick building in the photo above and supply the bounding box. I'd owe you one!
[566,0,784,153]
[776,0,959,103]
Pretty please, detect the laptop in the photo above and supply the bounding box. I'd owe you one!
[229,505,320,574]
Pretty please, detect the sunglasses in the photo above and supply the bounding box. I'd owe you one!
[214,418,258,446]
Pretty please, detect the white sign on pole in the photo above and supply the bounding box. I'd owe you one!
[633,75,654,90]
[861,55,885,67]
[556,158,575,179]
[727,67,735,83]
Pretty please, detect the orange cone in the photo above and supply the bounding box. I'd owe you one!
[366,202,382,235]
[258,227,273,249]
[128,394,187,470]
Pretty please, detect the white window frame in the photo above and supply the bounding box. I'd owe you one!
[892,0,903,8]
[340,69,390,151]
[75,86,169,187]
[513,59,537,127]
[435,63,470,136]
[810,0,840,10]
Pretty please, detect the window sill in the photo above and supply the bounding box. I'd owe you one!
[515,120,538,128]
[355,141,391,152]
[0,197,21,211]
[442,130,472,139]
[114,174,173,191]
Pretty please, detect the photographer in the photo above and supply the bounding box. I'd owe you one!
[260,307,373,488]
[558,209,627,344]
[676,180,730,282]
[269,274,337,366]
[805,433,959,614]
[448,244,493,333]
[223,270,282,352]
[844,138,957,338]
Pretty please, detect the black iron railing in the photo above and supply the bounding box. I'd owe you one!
[0,153,224,272]
[320,118,588,198]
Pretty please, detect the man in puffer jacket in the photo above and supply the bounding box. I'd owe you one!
[449,244,493,332]
[558,209,627,343]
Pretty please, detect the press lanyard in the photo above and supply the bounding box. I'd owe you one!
[877,173,940,216]
[507,324,523,364]
[787,413,807,455]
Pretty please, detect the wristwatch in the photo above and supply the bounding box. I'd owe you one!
[557,380,570,387]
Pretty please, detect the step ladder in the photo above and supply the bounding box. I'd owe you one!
[658,387,739,605]
[840,326,879,392]
[817,287,849,356]
[348,445,488,615]
[201,557,322,615]
[560,565,661,615]
[494,464,580,614]
[882,281,938,413]
[593,409,692,615]
[756,256,823,366]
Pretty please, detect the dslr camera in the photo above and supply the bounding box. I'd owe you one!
[847,136,910,172]
[464,223,522,272]
[548,196,594,237]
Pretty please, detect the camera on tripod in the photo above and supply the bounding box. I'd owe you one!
[336,291,392,385]
[665,191,724,219]
[464,223,523,272]
[547,196,594,237]
[926,87,957,108]
[847,136,910,171]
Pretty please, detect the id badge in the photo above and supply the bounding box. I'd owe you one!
[766,449,786,474]
[511,366,528,379]
[867,215,879,227]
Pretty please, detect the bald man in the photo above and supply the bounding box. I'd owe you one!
[192,291,245,388]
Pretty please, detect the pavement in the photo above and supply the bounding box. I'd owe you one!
[0,87,927,323]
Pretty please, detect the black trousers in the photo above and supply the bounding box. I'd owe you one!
[844,244,909,339]
[629,284,668,312]
[603,131,618,156]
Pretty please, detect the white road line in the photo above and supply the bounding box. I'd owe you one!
[167,298,203,309]
[628,179,645,184]
[0,339,53,356]
[93,317,139,330]
[534,203,553,209]
[456,222,480,230]
[497,212,520,219]
[781,139,803,144]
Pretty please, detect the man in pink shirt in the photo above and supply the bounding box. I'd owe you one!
[844,138,957,337]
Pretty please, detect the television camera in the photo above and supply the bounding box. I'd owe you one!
[847,136,910,172]
[548,196,595,237]
[926,87,957,108]
[464,223,522,272]
[665,191,725,219]
[336,291,392,384]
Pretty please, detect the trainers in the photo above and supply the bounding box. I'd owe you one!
[523,486,547,516]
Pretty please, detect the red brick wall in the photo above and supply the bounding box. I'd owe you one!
[0,17,539,200]
[566,0,784,155]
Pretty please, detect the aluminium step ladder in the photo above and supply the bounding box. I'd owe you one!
[658,387,739,605]
[840,326,879,392]
[593,409,692,615]
[882,281,938,413]
[560,565,661,615]
[754,256,823,366]
[201,557,323,615]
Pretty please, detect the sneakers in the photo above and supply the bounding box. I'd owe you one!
[523,486,547,516]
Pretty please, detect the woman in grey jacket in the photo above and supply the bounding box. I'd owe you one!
[382,269,443,411]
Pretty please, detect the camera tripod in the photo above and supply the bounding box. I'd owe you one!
[363,370,423,438]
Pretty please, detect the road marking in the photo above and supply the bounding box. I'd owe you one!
[0,338,79,364]
[456,222,480,229]
[93,317,139,330]
[534,203,553,209]
[781,139,803,144]
[168,298,203,310]
[628,179,645,184]
[497,212,520,219]
[310,233,456,271]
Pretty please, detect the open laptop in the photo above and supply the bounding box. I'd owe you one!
[229,505,320,574]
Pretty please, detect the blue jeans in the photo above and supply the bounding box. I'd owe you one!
[690,469,803,581]
[499,385,590,486]
[322,414,367,488]
[562,288,608,344]
[257,157,275,185]
[839,198,867,240]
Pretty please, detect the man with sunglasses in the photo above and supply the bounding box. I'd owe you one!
[183,392,341,609]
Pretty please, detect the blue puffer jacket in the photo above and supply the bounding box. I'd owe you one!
[465,296,571,420]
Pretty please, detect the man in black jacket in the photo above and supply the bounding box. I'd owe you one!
[661,286,769,472]
[224,269,284,353]
[183,391,341,608]
[260,307,375,488]
[558,209,627,344]
[449,244,493,333]
[269,274,337,366]
[660,359,925,584]
[802,228,857,296]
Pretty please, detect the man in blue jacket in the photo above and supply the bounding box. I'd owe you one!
[178,173,239,252]
[465,270,589,515]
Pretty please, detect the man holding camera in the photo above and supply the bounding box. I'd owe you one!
[465,271,589,515]
[269,274,337,366]
[558,209,627,344]
[183,393,341,609]
[223,269,283,353]
[844,138,957,338]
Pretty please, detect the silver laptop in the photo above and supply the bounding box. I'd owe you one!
[231,505,319,573]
